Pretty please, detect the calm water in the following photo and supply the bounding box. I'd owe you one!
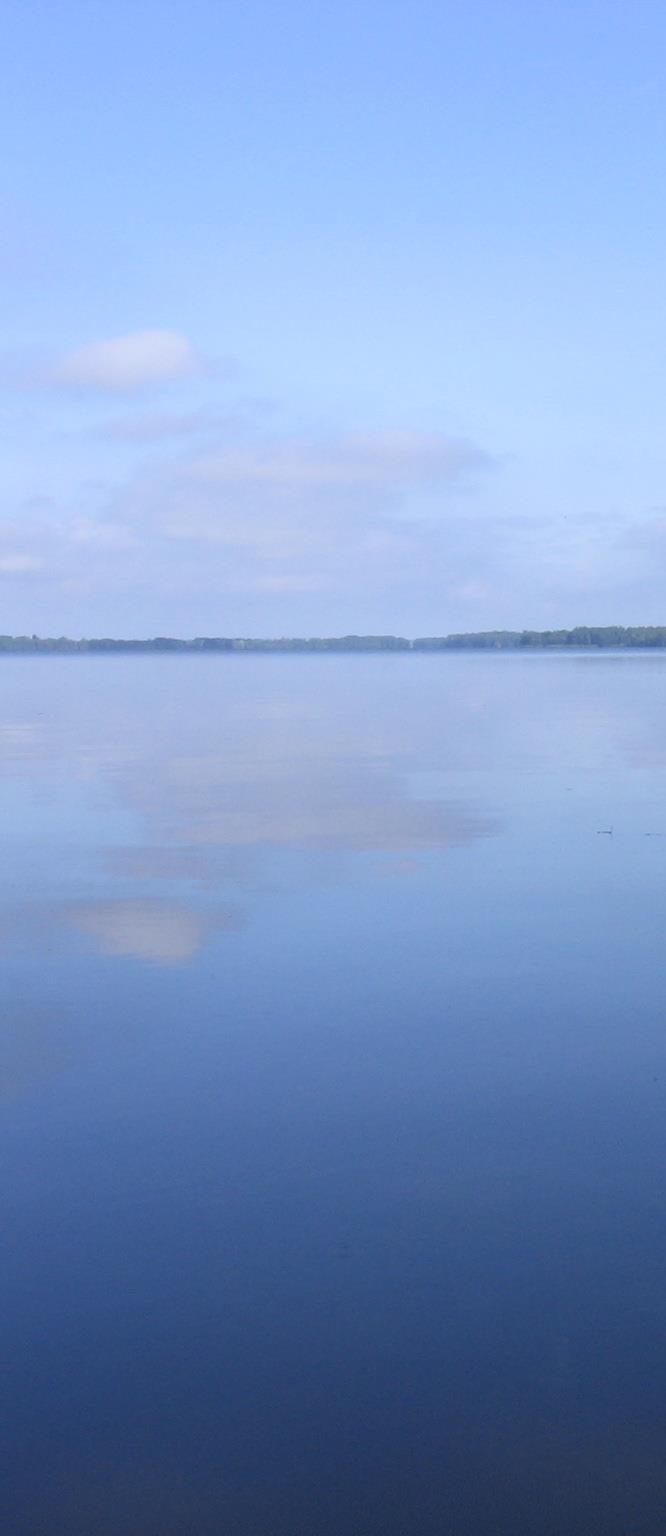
[2,652,666,1534]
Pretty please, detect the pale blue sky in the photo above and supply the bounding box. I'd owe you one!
[2,0,666,635]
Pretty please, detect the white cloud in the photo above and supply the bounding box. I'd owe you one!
[0,553,42,574]
[145,430,489,561]
[52,330,201,393]
[0,413,501,628]
[190,430,488,491]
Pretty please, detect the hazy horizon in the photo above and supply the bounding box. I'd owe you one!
[5,623,666,648]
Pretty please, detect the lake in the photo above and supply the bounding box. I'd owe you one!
[2,652,666,1534]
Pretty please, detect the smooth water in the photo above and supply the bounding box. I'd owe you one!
[2,653,666,1535]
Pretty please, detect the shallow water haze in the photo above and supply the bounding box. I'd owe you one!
[2,653,666,1534]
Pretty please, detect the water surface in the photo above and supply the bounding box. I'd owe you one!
[2,653,666,1534]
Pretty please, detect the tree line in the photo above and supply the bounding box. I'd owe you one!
[2,627,666,653]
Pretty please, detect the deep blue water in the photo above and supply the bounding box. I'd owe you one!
[2,652,666,1534]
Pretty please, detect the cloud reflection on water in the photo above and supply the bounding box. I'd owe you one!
[0,657,502,969]
[71,899,242,965]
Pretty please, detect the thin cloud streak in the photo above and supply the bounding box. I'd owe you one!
[0,554,43,574]
[51,330,202,393]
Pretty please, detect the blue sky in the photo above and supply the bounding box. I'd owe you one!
[2,0,666,635]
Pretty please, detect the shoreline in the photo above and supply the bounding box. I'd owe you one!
[2,627,666,654]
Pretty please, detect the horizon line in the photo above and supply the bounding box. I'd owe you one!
[1,625,666,653]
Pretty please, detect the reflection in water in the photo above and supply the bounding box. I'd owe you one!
[0,656,500,967]
[4,654,666,1536]
[71,898,242,965]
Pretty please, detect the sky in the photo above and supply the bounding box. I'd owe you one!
[2,0,666,637]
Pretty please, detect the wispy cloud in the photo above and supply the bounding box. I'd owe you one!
[0,553,43,575]
[95,399,274,444]
[8,392,666,632]
[141,429,491,557]
[187,431,489,491]
[96,409,220,443]
[0,417,498,622]
[51,329,202,393]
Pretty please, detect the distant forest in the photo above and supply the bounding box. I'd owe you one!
[3,627,666,653]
